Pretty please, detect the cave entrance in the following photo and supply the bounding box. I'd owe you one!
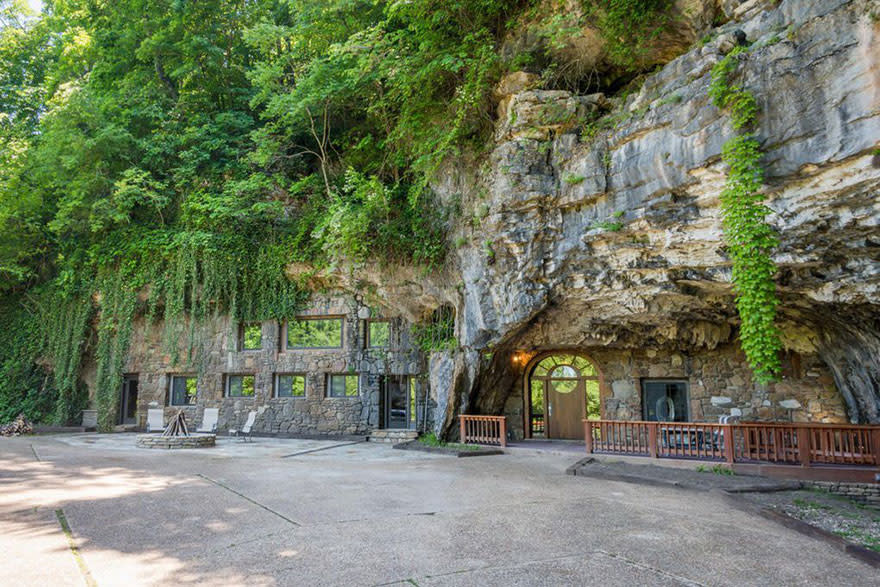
[526,354,600,440]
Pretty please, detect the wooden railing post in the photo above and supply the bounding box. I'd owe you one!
[584,420,593,454]
[724,424,735,464]
[870,427,880,467]
[796,425,811,467]
[500,417,507,448]
[648,423,658,459]
[459,415,466,444]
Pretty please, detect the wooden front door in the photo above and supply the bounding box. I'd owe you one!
[547,379,584,439]
[528,354,600,440]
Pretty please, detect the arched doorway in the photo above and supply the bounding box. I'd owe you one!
[526,353,600,440]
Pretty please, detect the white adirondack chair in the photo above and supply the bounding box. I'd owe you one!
[196,408,219,433]
[230,411,256,442]
[146,408,165,432]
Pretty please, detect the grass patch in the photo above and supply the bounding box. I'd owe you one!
[834,529,880,553]
[695,464,735,476]
[419,432,481,451]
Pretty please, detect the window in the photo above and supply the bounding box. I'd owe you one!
[169,375,197,406]
[642,380,689,422]
[287,317,343,348]
[227,374,256,398]
[327,374,359,398]
[367,321,390,348]
[276,374,306,398]
[239,323,262,351]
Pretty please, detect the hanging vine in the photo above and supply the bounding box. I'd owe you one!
[93,272,138,432]
[41,292,94,424]
[709,46,781,383]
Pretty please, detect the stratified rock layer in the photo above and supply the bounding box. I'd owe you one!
[414,0,879,431]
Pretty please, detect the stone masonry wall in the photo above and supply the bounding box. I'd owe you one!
[112,294,431,435]
[502,343,847,441]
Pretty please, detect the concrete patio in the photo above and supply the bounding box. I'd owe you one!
[0,433,875,586]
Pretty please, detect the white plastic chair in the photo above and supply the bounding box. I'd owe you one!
[230,411,256,442]
[146,408,165,432]
[196,408,219,433]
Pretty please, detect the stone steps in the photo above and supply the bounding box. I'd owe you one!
[369,429,419,444]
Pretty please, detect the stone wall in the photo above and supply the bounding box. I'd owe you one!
[501,343,847,441]
[108,294,432,435]
[805,482,880,507]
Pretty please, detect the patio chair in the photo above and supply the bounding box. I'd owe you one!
[146,408,165,433]
[230,410,257,442]
[196,408,219,433]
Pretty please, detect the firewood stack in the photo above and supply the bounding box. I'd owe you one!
[162,410,189,437]
[0,414,34,437]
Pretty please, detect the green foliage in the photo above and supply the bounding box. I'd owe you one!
[41,291,94,424]
[590,0,673,70]
[411,305,457,352]
[710,47,782,383]
[93,272,136,431]
[695,464,734,476]
[0,300,57,423]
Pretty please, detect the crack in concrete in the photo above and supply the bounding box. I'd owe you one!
[29,444,41,462]
[196,474,301,527]
[280,440,367,458]
[594,549,707,586]
[378,549,706,587]
[55,508,97,587]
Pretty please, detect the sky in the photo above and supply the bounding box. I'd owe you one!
[28,0,41,14]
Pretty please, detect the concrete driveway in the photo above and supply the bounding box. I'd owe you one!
[0,434,874,586]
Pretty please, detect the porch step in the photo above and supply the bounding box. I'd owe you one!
[369,429,419,444]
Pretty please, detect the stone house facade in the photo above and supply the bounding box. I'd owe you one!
[109,294,431,436]
[502,344,848,442]
[91,291,849,441]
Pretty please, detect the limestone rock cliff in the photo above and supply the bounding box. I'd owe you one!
[304,0,880,432]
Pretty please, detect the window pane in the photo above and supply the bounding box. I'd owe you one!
[530,380,544,413]
[550,365,578,378]
[551,379,577,394]
[368,322,390,347]
[344,375,358,397]
[171,376,197,405]
[228,375,255,397]
[409,378,417,424]
[328,375,358,397]
[278,375,305,397]
[288,318,343,348]
[585,379,601,420]
[643,381,688,422]
[242,324,262,350]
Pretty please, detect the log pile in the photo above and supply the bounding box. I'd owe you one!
[162,410,189,437]
[0,414,33,437]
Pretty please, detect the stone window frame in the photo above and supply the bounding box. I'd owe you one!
[275,373,307,399]
[238,322,263,352]
[168,374,198,407]
[225,373,257,398]
[326,373,360,398]
[365,319,391,349]
[284,315,345,350]
[640,378,690,422]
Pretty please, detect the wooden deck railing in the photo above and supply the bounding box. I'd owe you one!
[585,420,880,468]
[460,415,507,447]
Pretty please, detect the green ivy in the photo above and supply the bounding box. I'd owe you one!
[411,305,457,352]
[709,46,781,382]
[93,271,137,432]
